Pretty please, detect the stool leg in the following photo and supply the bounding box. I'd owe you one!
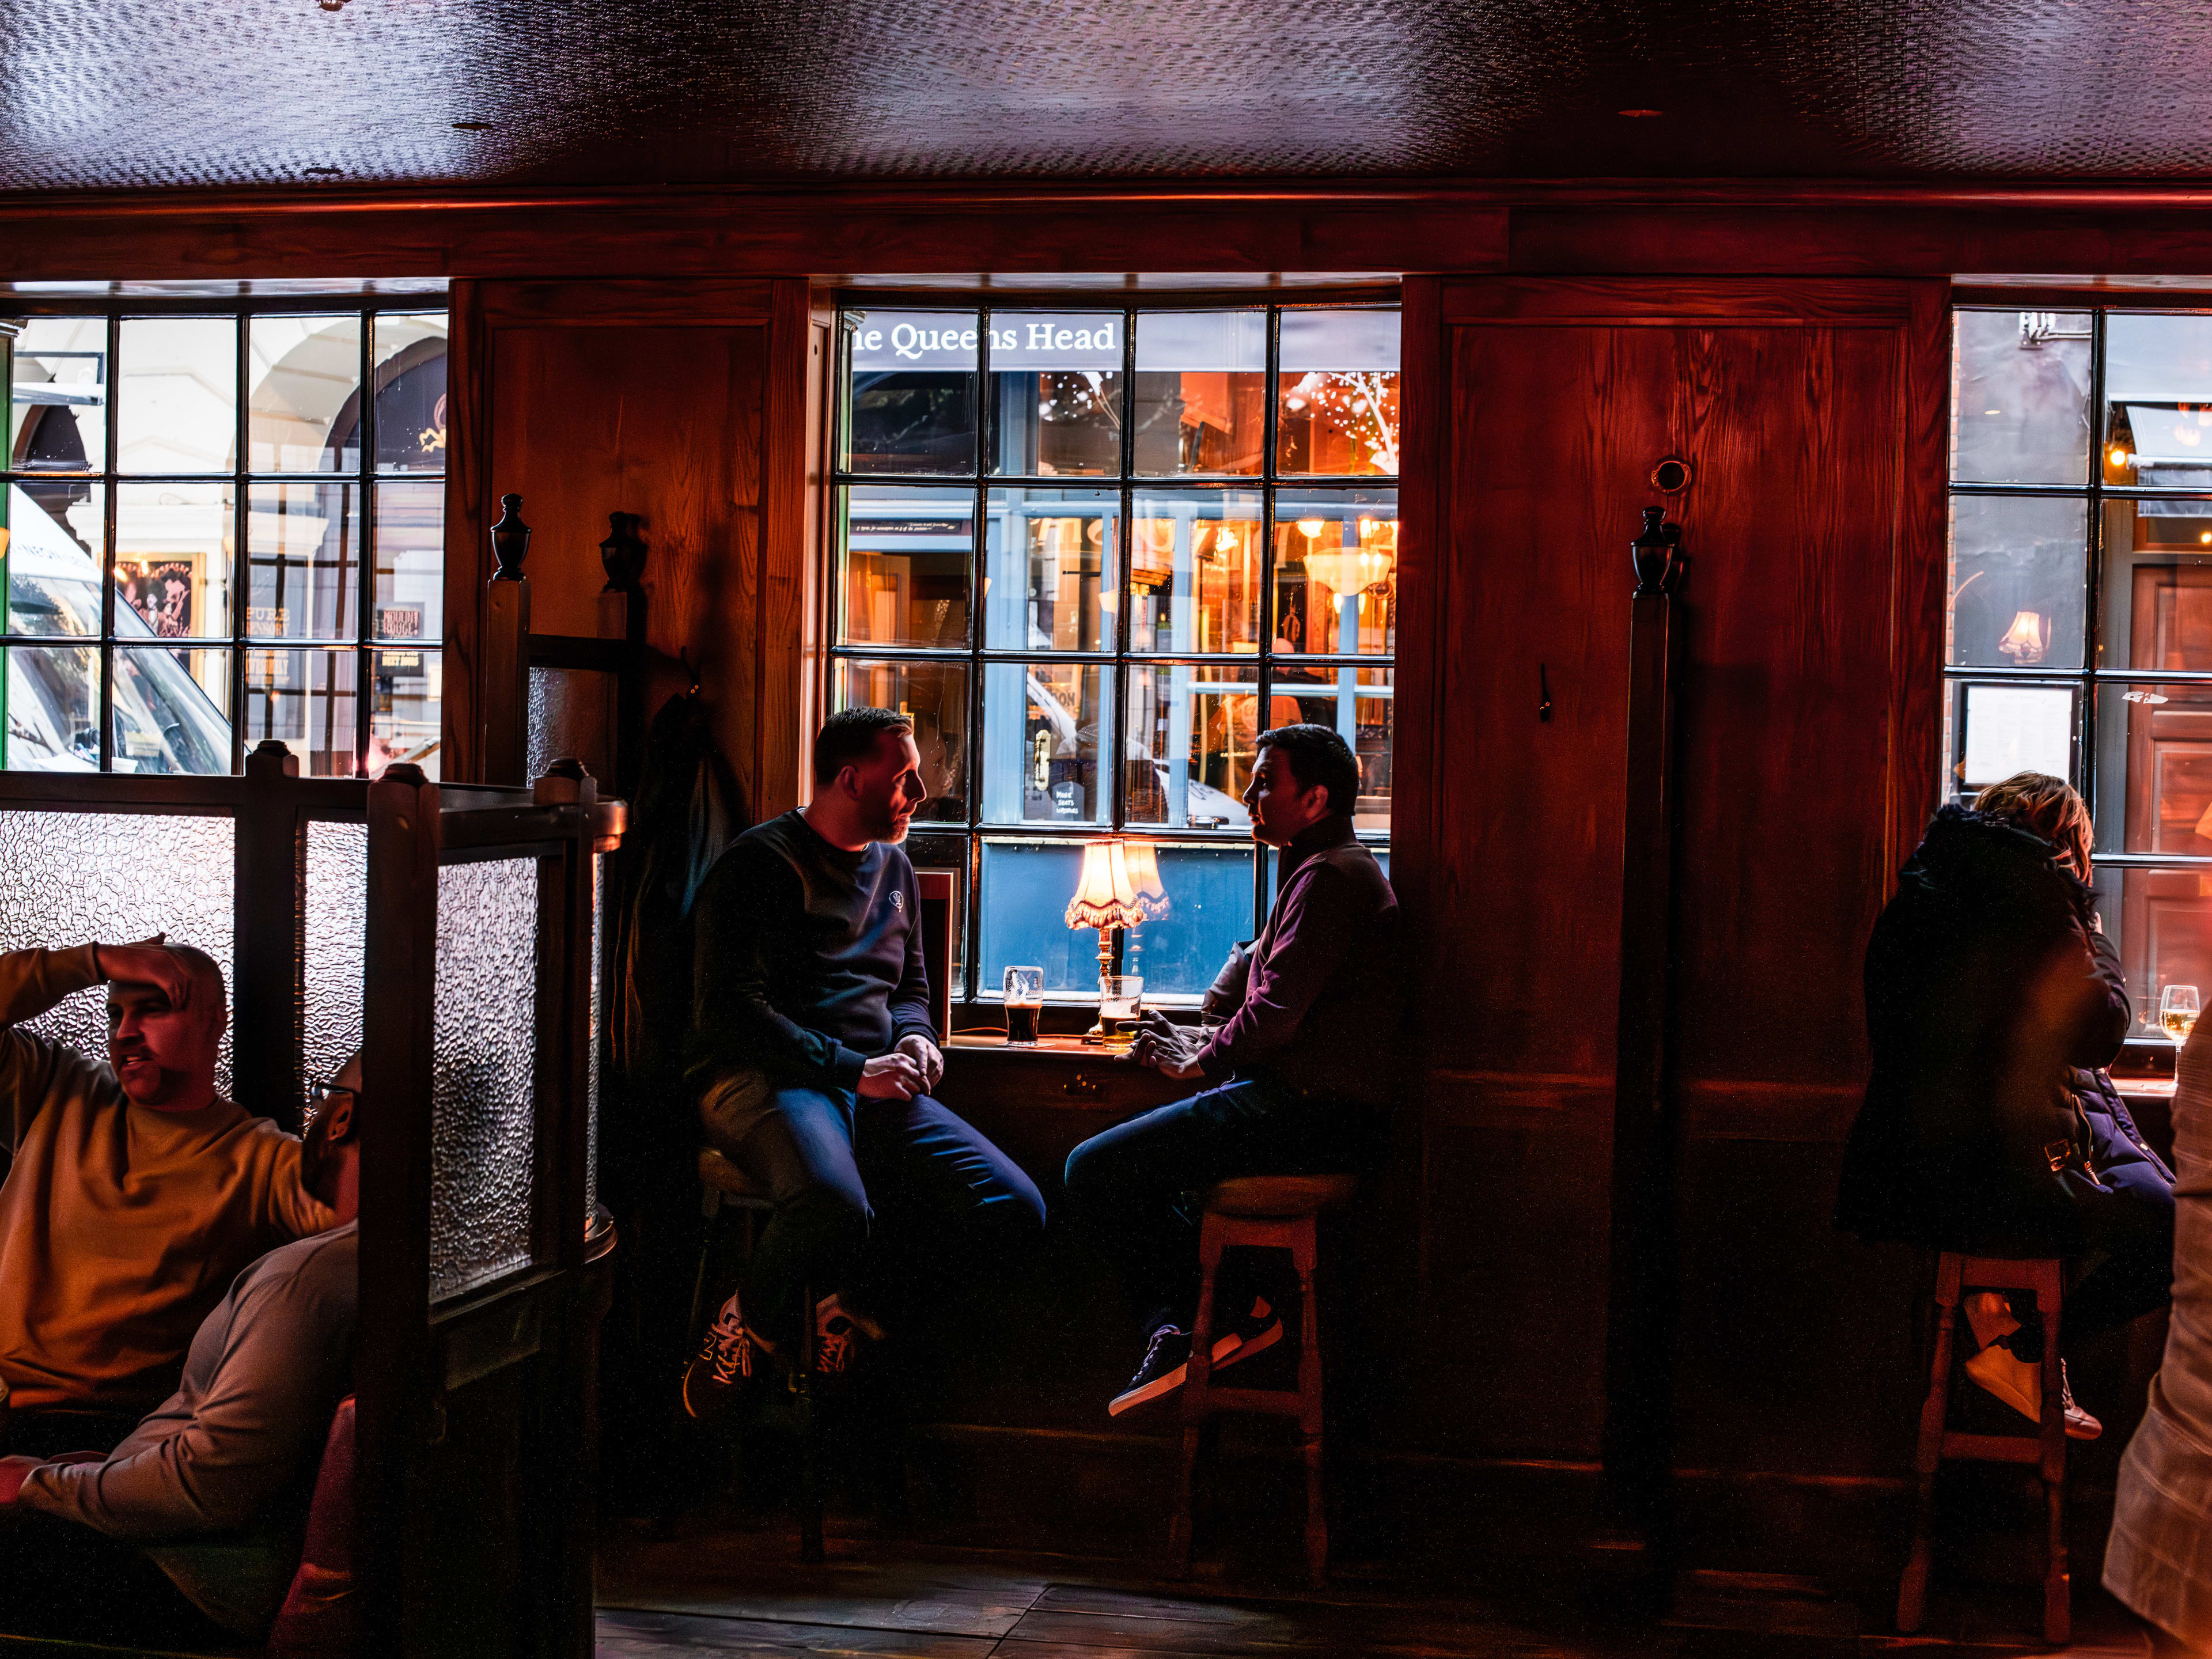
[1294,1218,1327,1588]
[1171,1222,1228,1575]
[685,1187,724,1356]
[2039,1281,2069,1647]
[797,1278,823,1564]
[1899,1254,1963,1634]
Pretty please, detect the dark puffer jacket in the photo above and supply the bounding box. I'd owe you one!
[1836,805,2131,1246]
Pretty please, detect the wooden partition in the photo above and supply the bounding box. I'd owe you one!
[0,751,623,1658]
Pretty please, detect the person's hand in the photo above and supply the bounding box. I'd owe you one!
[96,940,193,1007]
[0,1456,46,1505]
[857,1052,925,1101]
[895,1035,944,1092]
[1130,1010,1207,1080]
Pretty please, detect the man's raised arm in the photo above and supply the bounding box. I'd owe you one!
[0,943,107,1156]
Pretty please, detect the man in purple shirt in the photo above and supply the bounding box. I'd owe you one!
[1064,725,1398,1416]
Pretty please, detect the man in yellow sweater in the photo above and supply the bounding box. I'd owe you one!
[0,940,335,1457]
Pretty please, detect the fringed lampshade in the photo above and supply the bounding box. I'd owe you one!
[1066,839,1139,931]
[1121,839,1168,922]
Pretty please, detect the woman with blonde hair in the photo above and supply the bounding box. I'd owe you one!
[1839,772,2175,1438]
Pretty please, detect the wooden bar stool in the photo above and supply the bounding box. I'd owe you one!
[1170,1173,1358,1586]
[688,1145,825,1562]
[1896,1252,2069,1645]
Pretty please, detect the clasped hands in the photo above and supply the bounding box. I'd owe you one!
[858,1035,944,1101]
[1130,1009,1207,1080]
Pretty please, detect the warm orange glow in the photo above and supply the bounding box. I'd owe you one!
[1997,609,2048,665]
[1295,517,1327,540]
[1303,540,1396,597]
[2112,447,2132,467]
[1065,839,1141,931]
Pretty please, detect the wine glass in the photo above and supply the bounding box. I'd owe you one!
[2160,983,2200,1047]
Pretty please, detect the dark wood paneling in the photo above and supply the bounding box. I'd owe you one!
[1398,278,1945,1477]
[451,281,803,808]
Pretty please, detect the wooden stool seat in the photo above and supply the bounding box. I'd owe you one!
[697,1145,774,1206]
[1205,1174,1359,1217]
[1171,1175,1356,1586]
[1896,1251,2070,1645]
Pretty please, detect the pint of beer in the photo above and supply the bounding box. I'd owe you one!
[1003,966,1045,1045]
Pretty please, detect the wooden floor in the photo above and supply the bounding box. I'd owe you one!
[594,1526,2161,1659]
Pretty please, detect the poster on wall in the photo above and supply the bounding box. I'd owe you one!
[117,559,197,638]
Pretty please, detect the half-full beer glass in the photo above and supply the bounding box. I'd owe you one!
[1003,966,1045,1044]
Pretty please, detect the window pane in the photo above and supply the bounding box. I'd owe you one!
[248,315,361,473]
[372,647,440,779]
[844,312,979,476]
[247,482,355,640]
[1,643,97,769]
[1123,664,1266,830]
[980,661,1107,824]
[1132,312,1266,476]
[117,317,236,476]
[1948,679,2078,797]
[112,646,230,775]
[2099,499,2212,673]
[372,313,450,474]
[839,485,972,647]
[2105,313,2212,488]
[990,311,1124,478]
[10,317,106,473]
[116,483,233,641]
[984,487,1120,652]
[1271,664,1394,832]
[6,482,103,637]
[1276,309,1399,476]
[978,839,1096,996]
[1130,490,1262,655]
[1946,494,2088,671]
[831,657,969,822]
[2093,681,2212,853]
[375,479,444,642]
[244,646,358,777]
[2096,865,2212,1043]
[1274,489,1397,657]
[1951,310,2091,486]
[1127,843,1259,999]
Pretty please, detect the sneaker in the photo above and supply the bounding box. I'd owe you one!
[811,1293,883,1379]
[683,1289,774,1421]
[1964,1338,2101,1440]
[1107,1321,1243,1417]
[1211,1295,1284,1374]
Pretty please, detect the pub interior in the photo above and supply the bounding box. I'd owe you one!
[7,7,2212,1658]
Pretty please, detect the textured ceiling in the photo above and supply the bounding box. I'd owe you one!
[4,0,2212,192]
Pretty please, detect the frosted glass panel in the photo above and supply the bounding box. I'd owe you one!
[431,855,537,1301]
[0,810,234,1094]
[526,665,612,787]
[302,820,366,1120]
[586,852,603,1228]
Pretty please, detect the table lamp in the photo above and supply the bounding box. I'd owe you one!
[1066,839,1141,1043]
[1120,840,1169,979]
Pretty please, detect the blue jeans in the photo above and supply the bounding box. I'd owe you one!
[733,1086,1045,1346]
[1062,1073,1380,1336]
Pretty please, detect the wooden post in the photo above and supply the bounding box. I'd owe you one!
[233,738,305,1128]
[597,512,649,805]
[356,760,440,1654]
[1603,506,1686,1603]
[482,494,532,787]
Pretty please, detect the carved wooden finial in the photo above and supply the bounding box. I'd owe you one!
[490,494,532,581]
[599,512,646,593]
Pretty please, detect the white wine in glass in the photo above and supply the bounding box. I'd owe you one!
[2160,984,2200,1046]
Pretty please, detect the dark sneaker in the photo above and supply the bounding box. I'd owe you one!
[1213,1295,1283,1374]
[683,1289,774,1421]
[811,1293,882,1379]
[1108,1322,1243,1417]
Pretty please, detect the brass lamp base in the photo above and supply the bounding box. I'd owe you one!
[1081,926,1116,1043]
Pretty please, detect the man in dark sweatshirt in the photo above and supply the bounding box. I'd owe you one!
[684,708,1044,1411]
[1063,724,1398,1416]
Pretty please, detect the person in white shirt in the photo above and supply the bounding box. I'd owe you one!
[0,1053,361,1647]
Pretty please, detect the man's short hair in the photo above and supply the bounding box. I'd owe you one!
[165,944,228,1031]
[813,707,915,785]
[1255,724,1361,816]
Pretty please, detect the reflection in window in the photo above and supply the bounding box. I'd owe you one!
[832,302,1397,1003]
[1,299,448,775]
